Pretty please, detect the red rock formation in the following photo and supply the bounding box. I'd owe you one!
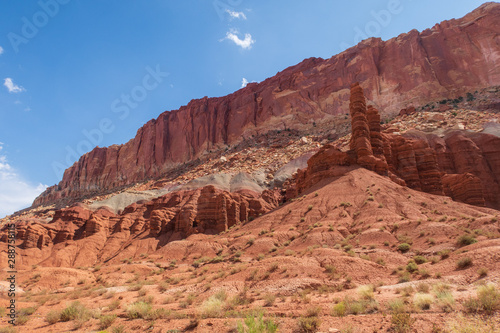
[34,3,500,207]
[442,173,486,207]
[428,131,500,208]
[2,186,282,266]
[399,106,416,117]
[383,134,444,195]
[290,83,499,209]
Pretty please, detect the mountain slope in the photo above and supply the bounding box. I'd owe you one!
[35,2,500,206]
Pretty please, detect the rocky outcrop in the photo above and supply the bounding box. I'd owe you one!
[1,186,282,265]
[34,2,500,206]
[442,173,486,207]
[291,83,500,209]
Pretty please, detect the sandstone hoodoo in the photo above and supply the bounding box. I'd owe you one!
[290,83,500,209]
[34,2,500,207]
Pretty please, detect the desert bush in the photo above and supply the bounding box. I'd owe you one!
[357,285,374,300]
[413,256,427,264]
[438,249,451,259]
[305,306,322,317]
[406,261,418,273]
[60,301,91,322]
[98,314,117,330]
[112,325,126,333]
[15,314,29,325]
[456,257,473,269]
[200,292,227,318]
[263,294,276,307]
[436,291,455,312]
[398,272,411,283]
[387,299,405,313]
[332,301,346,317]
[45,310,60,324]
[416,283,430,293]
[477,267,489,278]
[126,301,152,319]
[391,311,414,333]
[445,313,498,333]
[456,234,477,247]
[413,293,433,310]
[297,316,320,333]
[237,312,279,333]
[464,283,500,314]
[398,243,411,253]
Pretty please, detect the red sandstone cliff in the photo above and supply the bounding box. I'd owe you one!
[290,83,500,210]
[34,2,500,206]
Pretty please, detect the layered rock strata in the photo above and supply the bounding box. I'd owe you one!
[290,84,500,209]
[34,2,500,206]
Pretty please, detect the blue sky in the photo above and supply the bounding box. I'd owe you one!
[0,0,490,217]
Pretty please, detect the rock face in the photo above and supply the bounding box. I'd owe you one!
[2,186,281,266]
[34,3,500,206]
[291,83,500,209]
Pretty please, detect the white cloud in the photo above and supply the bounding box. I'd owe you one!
[241,78,249,88]
[4,78,26,93]
[0,46,4,55]
[226,9,247,20]
[0,143,47,218]
[224,30,255,49]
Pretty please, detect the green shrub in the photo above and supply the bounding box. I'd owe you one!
[413,256,427,264]
[406,261,418,273]
[456,234,477,247]
[126,301,152,319]
[60,301,90,322]
[237,312,279,333]
[332,302,346,317]
[398,243,411,253]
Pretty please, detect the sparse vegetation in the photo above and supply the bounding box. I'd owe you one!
[413,293,433,310]
[98,314,117,330]
[297,316,320,333]
[237,312,279,333]
[456,234,477,247]
[464,283,500,314]
[126,301,153,319]
[456,257,473,269]
[398,243,411,253]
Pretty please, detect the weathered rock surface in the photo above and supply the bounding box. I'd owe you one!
[1,186,281,266]
[34,2,500,206]
[291,83,500,209]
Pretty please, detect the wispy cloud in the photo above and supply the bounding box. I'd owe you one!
[223,30,255,49]
[0,143,47,218]
[226,9,247,20]
[0,46,4,55]
[241,78,249,88]
[4,78,26,93]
